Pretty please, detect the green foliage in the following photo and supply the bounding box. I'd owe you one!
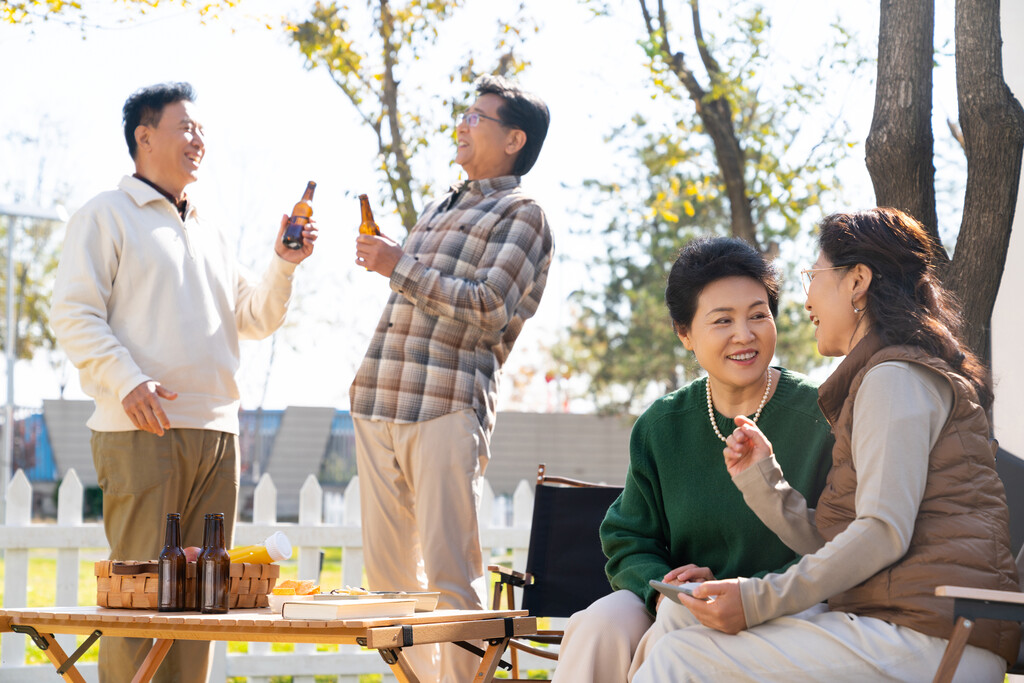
[1,0,241,24]
[563,1,863,413]
[0,214,63,361]
[286,1,534,232]
[1,128,69,362]
[288,1,464,230]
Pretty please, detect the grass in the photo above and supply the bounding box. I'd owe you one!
[1,548,554,681]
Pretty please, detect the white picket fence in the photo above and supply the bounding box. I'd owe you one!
[0,468,549,682]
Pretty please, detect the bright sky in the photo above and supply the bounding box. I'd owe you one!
[0,0,971,412]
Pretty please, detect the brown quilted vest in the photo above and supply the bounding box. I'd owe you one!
[815,333,1020,664]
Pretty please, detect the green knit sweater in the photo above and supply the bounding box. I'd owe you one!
[601,368,834,615]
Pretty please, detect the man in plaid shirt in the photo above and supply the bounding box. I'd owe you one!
[351,75,552,682]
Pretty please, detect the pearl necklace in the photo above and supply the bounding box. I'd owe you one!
[706,370,772,443]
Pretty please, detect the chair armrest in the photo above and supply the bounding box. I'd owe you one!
[488,565,532,588]
[935,585,1024,604]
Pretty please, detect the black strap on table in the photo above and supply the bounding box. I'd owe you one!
[402,624,415,647]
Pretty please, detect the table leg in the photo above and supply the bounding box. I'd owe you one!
[379,647,421,683]
[35,633,88,683]
[473,637,511,682]
[130,638,174,683]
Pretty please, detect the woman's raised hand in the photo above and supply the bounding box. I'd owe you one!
[723,415,773,477]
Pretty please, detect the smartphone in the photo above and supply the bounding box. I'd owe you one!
[649,579,713,603]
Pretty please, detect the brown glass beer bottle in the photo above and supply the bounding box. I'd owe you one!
[158,512,186,612]
[282,181,316,250]
[195,514,213,611]
[358,194,381,236]
[198,513,231,614]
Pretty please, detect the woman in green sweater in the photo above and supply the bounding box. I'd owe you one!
[552,236,834,683]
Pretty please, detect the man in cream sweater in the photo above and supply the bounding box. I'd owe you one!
[50,82,317,683]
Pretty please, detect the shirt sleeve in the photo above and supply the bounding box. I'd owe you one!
[737,361,953,626]
[50,209,150,401]
[387,201,550,333]
[234,254,297,341]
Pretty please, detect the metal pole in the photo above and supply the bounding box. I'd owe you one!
[3,214,14,522]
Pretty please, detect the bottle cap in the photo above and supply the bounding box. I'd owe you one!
[264,531,293,562]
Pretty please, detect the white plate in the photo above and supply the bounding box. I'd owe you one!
[267,593,314,614]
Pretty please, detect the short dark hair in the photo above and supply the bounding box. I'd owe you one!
[122,82,196,160]
[474,75,549,176]
[665,236,780,330]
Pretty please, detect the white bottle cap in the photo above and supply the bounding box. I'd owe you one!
[264,531,292,562]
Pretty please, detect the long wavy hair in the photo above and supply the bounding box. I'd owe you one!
[817,208,992,409]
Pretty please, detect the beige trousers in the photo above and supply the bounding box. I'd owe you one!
[629,606,1005,683]
[92,429,239,683]
[354,410,489,683]
[552,590,655,683]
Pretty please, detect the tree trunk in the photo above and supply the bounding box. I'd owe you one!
[379,0,418,232]
[701,96,758,248]
[642,0,759,249]
[946,0,1024,364]
[865,0,939,246]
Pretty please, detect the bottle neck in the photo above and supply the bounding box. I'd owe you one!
[201,516,214,550]
[302,183,316,202]
[211,515,226,550]
[163,516,181,548]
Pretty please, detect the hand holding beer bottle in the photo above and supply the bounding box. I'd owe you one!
[282,181,316,250]
[358,194,381,236]
[354,194,402,277]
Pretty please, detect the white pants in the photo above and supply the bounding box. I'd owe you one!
[354,410,489,683]
[552,591,655,683]
[630,608,1006,683]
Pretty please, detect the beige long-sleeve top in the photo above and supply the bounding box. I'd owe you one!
[51,176,296,434]
[733,360,953,627]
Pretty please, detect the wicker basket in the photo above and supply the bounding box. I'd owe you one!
[95,560,280,610]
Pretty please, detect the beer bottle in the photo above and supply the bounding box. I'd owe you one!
[195,514,213,611]
[198,513,231,614]
[158,513,186,612]
[358,194,381,236]
[282,181,316,250]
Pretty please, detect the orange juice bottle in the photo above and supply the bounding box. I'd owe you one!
[227,531,292,564]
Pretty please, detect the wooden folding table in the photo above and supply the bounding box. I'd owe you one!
[0,606,535,683]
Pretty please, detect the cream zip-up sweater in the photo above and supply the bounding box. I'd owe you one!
[51,175,297,434]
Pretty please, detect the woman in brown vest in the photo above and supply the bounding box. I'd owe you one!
[631,208,1019,682]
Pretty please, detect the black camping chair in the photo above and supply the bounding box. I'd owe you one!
[932,446,1024,682]
[488,463,623,681]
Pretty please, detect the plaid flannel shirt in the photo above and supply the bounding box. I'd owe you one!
[349,175,553,435]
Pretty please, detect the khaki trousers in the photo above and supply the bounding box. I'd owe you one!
[92,428,239,683]
[354,410,489,683]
